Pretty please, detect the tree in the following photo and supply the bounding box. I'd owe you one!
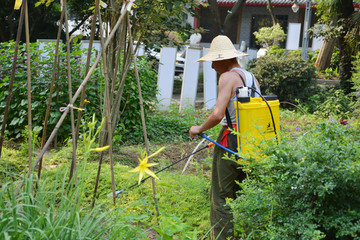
[314,0,359,93]
[207,0,276,40]
[0,0,62,42]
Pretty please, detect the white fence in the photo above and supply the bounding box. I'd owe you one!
[37,29,324,112]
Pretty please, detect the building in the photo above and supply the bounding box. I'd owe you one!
[194,0,359,51]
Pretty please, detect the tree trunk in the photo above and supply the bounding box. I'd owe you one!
[208,0,222,35]
[266,0,277,26]
[223,0,246,38]
[315,38,335,71]
[337,0,354,93]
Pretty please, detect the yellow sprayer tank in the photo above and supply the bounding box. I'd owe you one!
[234,96,280,160]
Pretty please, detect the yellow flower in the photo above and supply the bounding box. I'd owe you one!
[84,99,90,104]
[90,145,110,152]
[129,147,165,185]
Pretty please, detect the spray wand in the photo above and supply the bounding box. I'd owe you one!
[109,141,215,197]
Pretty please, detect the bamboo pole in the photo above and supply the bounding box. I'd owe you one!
[97,6,116,205]
[37,9,65,179]
[127,13,159,217]
[17,2,133,193]
[74,4,98,148]
[0,1,25,158]
[24,0,33,171]
[63,0,78,183]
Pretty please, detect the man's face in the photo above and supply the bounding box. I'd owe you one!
[211,60,227,74]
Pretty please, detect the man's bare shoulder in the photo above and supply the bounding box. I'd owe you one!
[219,71,239,82]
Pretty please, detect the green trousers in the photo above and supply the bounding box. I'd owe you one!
[210,128,246,240]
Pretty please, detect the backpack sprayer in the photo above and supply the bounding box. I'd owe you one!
[202,86,280,161]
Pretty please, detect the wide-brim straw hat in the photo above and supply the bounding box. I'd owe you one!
[197,35,249,62]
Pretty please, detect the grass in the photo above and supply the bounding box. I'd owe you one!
[1,106,358,239]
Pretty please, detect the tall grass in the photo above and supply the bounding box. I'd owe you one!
[0,170,148,239]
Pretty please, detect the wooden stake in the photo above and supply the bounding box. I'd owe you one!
[127,13,159,218]
[38,9,65,179]
[0,0,25,158]
[63,0,78,184]
[24,0,33,171]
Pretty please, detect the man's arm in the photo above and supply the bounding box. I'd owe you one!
[189,73,234,138]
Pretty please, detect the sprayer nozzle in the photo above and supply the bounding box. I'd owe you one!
[107,190,124,198]
[208,142,215,148]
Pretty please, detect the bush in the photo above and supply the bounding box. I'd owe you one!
[0,41,101,141]
[118,103,208,145]
[350,53,360,117]
[248,53,317,104]
[116,57,159,145]
[230,121,360,239]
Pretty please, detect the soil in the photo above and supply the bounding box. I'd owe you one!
[118,141,214,175]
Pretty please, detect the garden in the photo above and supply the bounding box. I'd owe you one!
[1,0,360,239]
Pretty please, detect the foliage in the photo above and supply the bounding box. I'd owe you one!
[253,23,286,48]
[247,52,317,103]
[0,173,149,239]
[312,0,358,93]
[0,41,101,141]
[350,52,360,117]
[129,0,201,49]
[119,103,208,145]
[313,88,353,118]
[0,0,63,42]
[117,57,158,145]
[230,121,360,239]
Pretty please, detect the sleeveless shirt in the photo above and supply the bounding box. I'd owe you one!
[220,67,261,126]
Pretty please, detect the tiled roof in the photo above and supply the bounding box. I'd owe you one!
[201,0,307,5]
[201,0,360,7]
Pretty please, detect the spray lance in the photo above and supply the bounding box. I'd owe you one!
[109,141,215,197]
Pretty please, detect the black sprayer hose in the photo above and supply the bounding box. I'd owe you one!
[112,144,211,196]
[247,87,279,144]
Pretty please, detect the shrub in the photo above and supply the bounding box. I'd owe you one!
[118,103,208,145]
[247,53,317,104]
[350,52,360,117]
[116,57,159,145]
[253,24,286,48]
[0,41,101,141]
[230,121,360,239]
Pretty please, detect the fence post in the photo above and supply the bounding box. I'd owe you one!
[202,48,217,110]
[156,47,177,110]
[179,46,201,111]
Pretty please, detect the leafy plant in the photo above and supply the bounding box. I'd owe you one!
[350,52,360,117]
[247,53,317,104]
[230,121,360,239]
[116,57,158,145]
[0,41,101,141]
[313,88,353,118]
[253,24,286,48]
[0,173,149,239]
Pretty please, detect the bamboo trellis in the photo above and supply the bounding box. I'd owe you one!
[0,0,158,210]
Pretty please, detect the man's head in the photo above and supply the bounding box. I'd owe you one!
[211,58,238,74]
[197,35,248,62]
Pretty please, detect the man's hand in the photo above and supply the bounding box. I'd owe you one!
[189,126,203,139]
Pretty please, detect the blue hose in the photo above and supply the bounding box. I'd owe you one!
[200,134,243,159]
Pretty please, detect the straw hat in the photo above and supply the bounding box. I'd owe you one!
[197,35,249,62]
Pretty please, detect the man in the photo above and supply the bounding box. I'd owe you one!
[189,35,261,240]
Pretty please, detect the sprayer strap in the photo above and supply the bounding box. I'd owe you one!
[225,108,233,129]
[236,72,255,97]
